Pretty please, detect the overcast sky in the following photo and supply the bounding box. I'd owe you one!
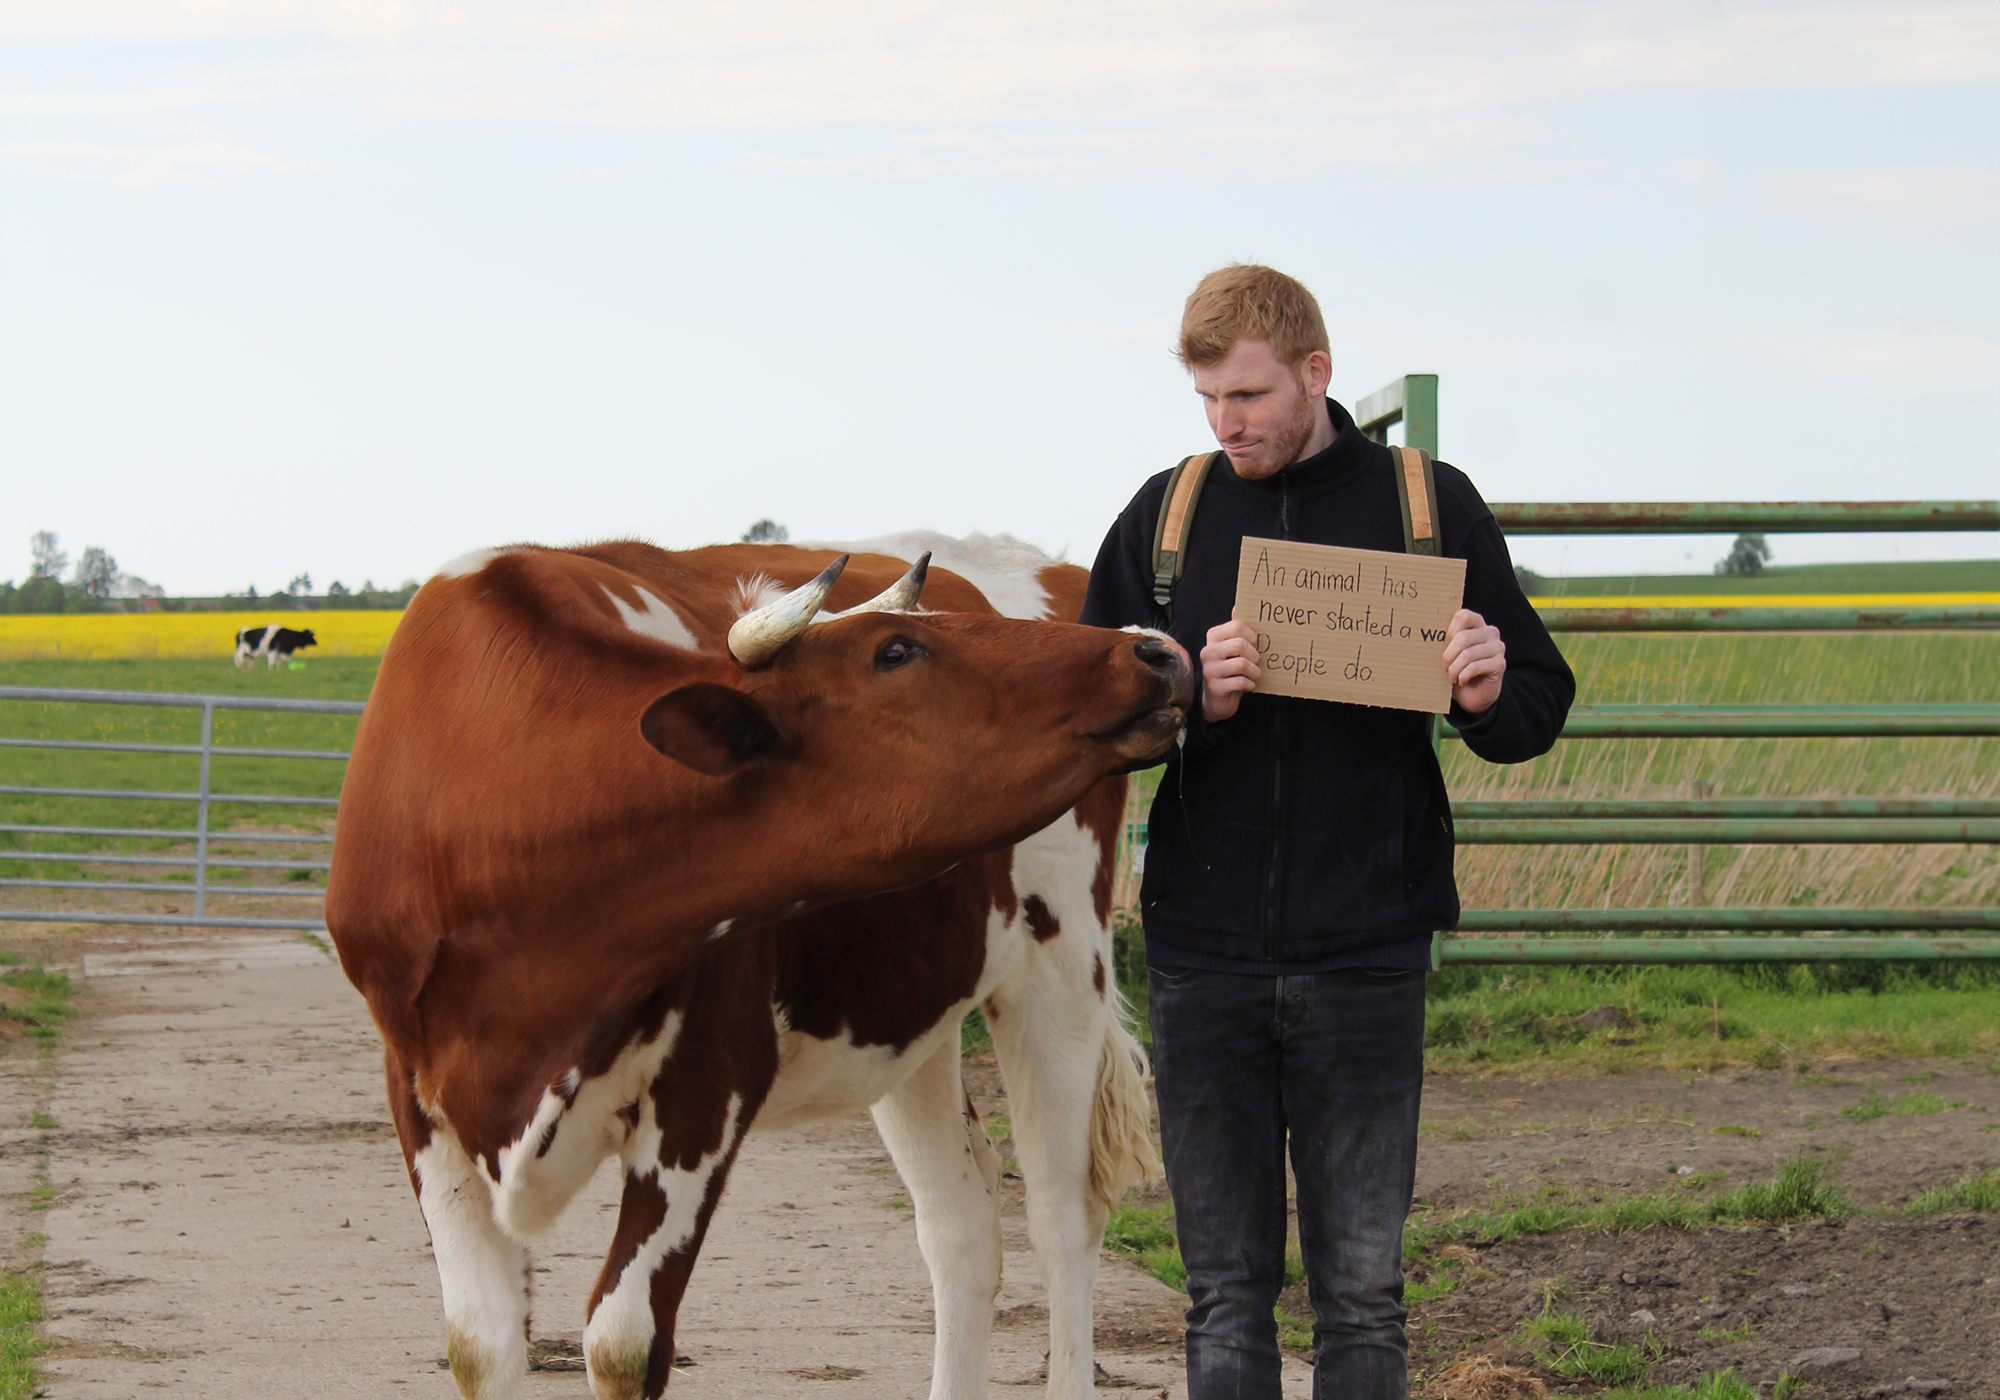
[3,1,1997,594]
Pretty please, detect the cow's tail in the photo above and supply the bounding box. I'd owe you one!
[1087,972,1160,1211]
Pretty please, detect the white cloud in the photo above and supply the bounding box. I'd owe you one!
[3,2,1997,182]
[1763,167,2000,238]
[4,141,320,188]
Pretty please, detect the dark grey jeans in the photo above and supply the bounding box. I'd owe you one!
[1147,964,1426,1400]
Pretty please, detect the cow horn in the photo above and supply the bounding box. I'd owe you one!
[843,552,930,615]
[728,555,849,668]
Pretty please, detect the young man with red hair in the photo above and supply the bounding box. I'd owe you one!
[1081,265,1573,1398]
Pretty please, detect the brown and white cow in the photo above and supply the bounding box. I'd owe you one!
[326,533,1189,1400]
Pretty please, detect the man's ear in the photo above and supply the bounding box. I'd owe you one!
[640,683,781,776]
[1300,348,1332,399]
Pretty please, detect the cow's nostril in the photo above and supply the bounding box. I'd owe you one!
[1129,635,1194,708]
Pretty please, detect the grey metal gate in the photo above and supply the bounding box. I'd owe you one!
[0,686,363,932]
[1360,376,2000,966]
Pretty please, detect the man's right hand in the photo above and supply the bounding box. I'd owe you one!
[1201,618,1263,723]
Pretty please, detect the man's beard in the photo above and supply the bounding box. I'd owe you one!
[1263,374,1321,470]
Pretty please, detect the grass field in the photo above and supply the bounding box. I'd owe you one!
[10,629,2000,1074]
[1520,558,1999,597]
[0,658,374,914]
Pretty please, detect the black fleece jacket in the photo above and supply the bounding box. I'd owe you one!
[1080,399,1574,971]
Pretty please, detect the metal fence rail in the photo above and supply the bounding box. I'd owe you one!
[1533,605,1999,632]
[1439,936,2000,964]
[1438,703,2000,738]
[1487,501,2000,533]
[0,686,362,931]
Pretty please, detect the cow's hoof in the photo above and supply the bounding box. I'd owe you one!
[445,1327,527,1399]
[585,1344,652,1400]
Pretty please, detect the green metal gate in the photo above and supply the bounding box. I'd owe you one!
[1356,377,2000,966]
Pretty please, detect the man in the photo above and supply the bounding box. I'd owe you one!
[1080,265,1573,1398]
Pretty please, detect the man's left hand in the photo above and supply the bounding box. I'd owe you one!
[1443,609,1505,715]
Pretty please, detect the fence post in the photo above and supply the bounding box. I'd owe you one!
[1684,778,1712,906]
[194,701,214,919]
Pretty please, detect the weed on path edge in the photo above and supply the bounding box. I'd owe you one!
[0,951,74,1399]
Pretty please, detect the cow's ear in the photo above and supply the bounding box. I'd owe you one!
[640,683,781,776]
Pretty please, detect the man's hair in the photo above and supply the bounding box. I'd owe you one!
[1176,264,1330,370]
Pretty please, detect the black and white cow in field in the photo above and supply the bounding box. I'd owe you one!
[233,625,318,669]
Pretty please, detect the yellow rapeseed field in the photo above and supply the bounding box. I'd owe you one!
[0,610,404,660]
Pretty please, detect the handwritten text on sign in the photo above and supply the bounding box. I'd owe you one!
[1233,537,1468,713]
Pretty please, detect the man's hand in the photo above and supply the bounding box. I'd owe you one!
[1201,619,1262,723]
[1443,609,1505,715]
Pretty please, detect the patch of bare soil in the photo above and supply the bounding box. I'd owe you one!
[1415,1064,2000,1216]
[1274,1064,1999,1395]
[1016,1052,2000,1391]
[1409,1215,2000,1398]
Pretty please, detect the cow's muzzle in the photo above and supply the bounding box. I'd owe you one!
[1096,633,1195,761]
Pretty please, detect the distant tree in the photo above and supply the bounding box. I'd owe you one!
[1513,564,1551,592]
[73,546,119,598]
[30,531,67,580]
[326,581,350,599]
[1714,533,1773,577]
[288,573,313,597]
[111,574,165,599]
[246,584,259,600]
[741,519,789,544]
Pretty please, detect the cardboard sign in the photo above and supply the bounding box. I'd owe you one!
[1233,537,1467,713]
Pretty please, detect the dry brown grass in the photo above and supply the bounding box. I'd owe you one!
[1421,1354,1548,1400]
[1444,634,1999,921]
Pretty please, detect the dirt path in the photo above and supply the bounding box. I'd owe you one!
[14,928,2000,1396]
[24,931,1247,1398]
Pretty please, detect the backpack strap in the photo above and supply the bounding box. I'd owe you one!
[1390,445,1441,557]
[1151,451,1220,622]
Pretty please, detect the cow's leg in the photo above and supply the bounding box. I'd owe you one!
[386,1049,532,1400]
[872,1028,1003,1400]
[986,949,1118,1400]
[583,960,777,1399]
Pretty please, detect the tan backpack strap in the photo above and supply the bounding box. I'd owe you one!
[1391,445,1441,556]
[1151,451,1220,618]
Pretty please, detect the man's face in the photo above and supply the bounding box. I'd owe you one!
[1192,339,1330,482]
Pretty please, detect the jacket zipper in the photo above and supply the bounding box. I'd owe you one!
[1263,474,1292,962]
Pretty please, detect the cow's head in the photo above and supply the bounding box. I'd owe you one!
[639,556,1190,897]
[297,629,319,648]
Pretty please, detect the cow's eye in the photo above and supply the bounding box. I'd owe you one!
[875,637,926,672]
